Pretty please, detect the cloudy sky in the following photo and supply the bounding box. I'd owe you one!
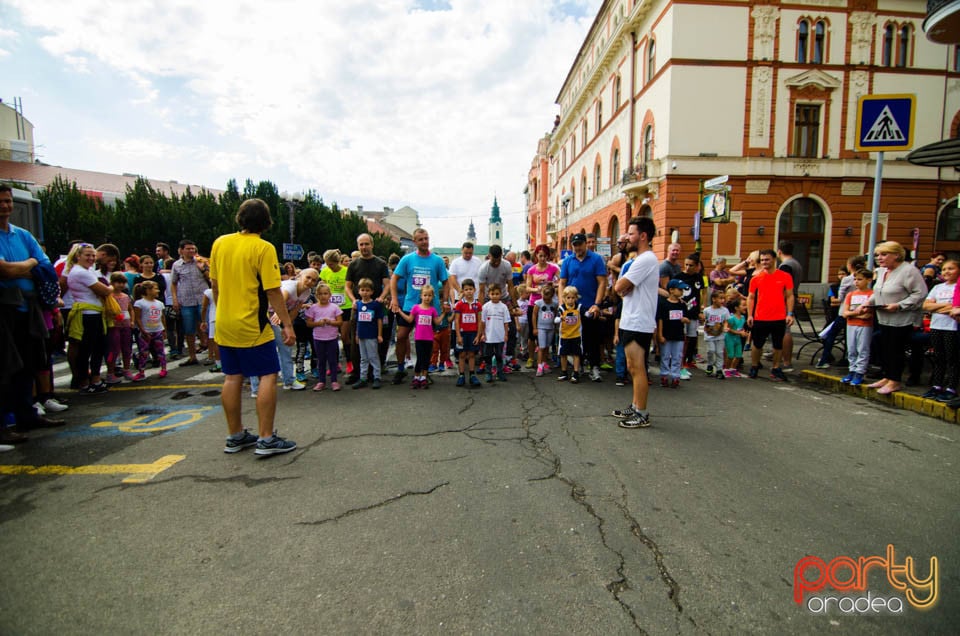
[1,0,602,251]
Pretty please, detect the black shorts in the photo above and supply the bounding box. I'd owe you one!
[559,337,582,357]
[394,312,413,329]
[751,319,786,350]
[619,329,652,355]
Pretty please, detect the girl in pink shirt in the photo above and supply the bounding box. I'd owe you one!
[396,284,450,389]
[305,283,343,391]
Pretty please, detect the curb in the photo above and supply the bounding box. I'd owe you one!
[801,370,960,425]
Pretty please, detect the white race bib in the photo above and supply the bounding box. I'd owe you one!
[358,311,373,322]
[331,293,344,305]
[462,313,476,324]
[669,309,684,321]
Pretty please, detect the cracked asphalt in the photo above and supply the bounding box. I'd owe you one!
[1,366,958,634]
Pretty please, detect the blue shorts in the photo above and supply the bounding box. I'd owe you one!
[458,331,479,353]
[219,340,281,378]
[180,305,201,336]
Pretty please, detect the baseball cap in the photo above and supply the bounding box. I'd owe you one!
[667,279,690,290]
[571,233,587,244]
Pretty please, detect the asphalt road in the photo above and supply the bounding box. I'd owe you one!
[1,363,957,634]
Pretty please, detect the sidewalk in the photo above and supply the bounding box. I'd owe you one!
[778,313,960,425]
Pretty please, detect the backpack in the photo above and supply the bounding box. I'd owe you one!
[32,261,61,309]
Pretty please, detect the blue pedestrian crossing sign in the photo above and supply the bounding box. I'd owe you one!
[855,94,915,152]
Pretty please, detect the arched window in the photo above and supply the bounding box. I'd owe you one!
[596,100,603,131]
[570,184,576,210]
[581,121,588,148]
[614,76,622,109]
[609,216,620,244]
[797,21,809,63]
[937,204,960,241]
[571,134,576,158]
[643,125,654,173]
[778,198,826,283]
[594,161,602,196]
[581,174,588,204]
[882,24,894,67]
[562,148,567,171]
[897,24,912,67]
[646,38,656,84]
[813,21,825,64]
[611,147,620,184]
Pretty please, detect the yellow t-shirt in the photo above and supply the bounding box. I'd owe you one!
[319,265,351,309]
[560,306,582,340]
[209,232,282,348]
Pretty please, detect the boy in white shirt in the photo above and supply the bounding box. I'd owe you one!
[481,283,512,382]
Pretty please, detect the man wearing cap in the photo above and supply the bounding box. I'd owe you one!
[612,216,659,428]
[560,232,607,382]
[747,248,794,382]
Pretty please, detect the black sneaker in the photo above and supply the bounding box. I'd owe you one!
[351,380,368,390]
[748,366,760,379]
[770,368,788,382]
[392,370,407,385]
[557,372,569,381]
[922,387,942,399]
[936,390,958,403]
[615,376,626,387]
[569,371,579,384]
[224,430,258,453]
[619,412,650,429]
[610,405,637,419]
[254,432,297,456]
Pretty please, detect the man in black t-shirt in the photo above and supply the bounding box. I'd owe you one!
[344,233,391,383]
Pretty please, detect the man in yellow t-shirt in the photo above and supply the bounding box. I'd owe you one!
[210,198,297,457]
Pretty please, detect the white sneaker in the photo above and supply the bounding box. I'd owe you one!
[250,391,258,399]
[590,366,602,382]
[284,381,307,391]
[43,398,69,412]
[33,403,46,417]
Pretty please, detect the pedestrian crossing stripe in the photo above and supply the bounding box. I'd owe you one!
[863,105,905,142]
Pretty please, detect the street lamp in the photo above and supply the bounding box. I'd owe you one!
[561,193,572,249]
[280,191,303,244]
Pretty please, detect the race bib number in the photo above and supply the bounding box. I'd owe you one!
[707,314,722,325]
[418,314,432,326]
[412,275,428,289]
[462,313,476,324]
[669,309,684,321]
[564,314,578,325]
[331,294,344,305]
[358,311,373,322]
[542,311,554,321]
[936,288,953,303]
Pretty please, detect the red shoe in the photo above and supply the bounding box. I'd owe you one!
[346,362,354,374]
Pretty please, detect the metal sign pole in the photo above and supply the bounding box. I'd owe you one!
[867,151,884,270]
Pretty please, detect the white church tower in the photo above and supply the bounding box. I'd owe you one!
[488,197,502,247]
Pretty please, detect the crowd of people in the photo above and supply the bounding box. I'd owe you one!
[1,188,958,449]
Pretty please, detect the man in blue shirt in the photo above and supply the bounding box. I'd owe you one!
[0,184,60,442]
[559,233,608,382]
[389,228,449,384]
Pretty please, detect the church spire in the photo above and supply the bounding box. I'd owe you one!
[488,196,503,247]
[467,218,476,242]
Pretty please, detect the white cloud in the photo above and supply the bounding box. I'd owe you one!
[8,0,602,247]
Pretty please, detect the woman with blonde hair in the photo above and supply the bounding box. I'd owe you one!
[867,241,927,395]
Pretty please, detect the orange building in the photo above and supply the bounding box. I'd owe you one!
[527,0,960,295]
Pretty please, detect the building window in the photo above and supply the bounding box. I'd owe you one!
[571,135,576,158]
[581,121,587,148]
[581,174,588,204]
[611,148,620,184]
[562,148,567,171]
[897,24,912,67]
[778,198,825,283]
[643,125,654,170]
[596,100,603,131]
[882,24,894,67]
[614,76,621,110]
[954,46,960,72]
[937,205,960,241]
[793,104,820,158]
[646,38,656,84]
[812,21,825,64]
[594,162,602,196]
[797,21,808,63]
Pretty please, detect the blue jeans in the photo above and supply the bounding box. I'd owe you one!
[660,340,683,381]
[270,324,296,386]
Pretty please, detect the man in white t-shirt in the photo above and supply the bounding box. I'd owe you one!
[447,242,482,300]
[612,216,659,429]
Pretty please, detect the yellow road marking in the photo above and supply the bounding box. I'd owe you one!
[0,454,186,484]
[91,407,215,433]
